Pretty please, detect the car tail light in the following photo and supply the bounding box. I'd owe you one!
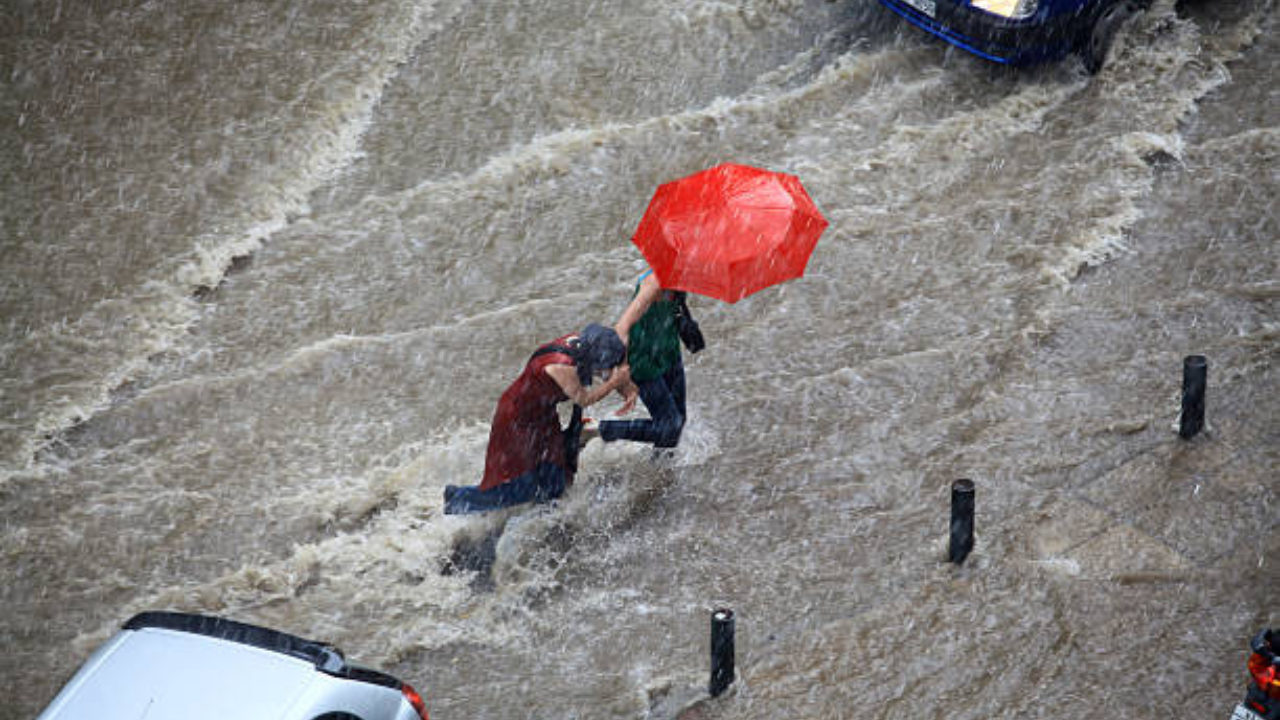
[402,683,429,720]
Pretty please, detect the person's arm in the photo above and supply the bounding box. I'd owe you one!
[545,363,631,408]
[614,273,663,346]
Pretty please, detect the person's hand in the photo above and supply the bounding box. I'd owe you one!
[617,383,639,415]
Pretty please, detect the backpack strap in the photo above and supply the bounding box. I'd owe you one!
[528,343,577,363]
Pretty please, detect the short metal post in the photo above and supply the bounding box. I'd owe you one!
[1179,355,1207,439]
[949,479,975,565]
[709,608,735,697]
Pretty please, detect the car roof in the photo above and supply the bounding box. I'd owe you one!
[40,625,321,720]
[38,613,405,720]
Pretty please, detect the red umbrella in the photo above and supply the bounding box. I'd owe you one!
[631,163,829,303]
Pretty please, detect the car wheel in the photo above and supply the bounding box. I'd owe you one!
[1082,0,1139,74]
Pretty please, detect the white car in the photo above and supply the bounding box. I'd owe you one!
[37,612,430,720]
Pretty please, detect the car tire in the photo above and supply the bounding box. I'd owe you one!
[1082,1,1139,74]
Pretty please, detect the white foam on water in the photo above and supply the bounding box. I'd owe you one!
[62,406,717,668]
[68,422,521,664]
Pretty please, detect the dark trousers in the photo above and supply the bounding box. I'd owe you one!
[600,356,686,448]
[443,462,566,515]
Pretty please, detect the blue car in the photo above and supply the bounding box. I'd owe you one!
[877,0,1147,72]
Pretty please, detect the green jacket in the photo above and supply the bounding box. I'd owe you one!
[627,272,682,382]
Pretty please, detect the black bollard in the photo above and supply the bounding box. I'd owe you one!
[709,608,735,698]
[1179,355,1207,439]
[949,479,975,565]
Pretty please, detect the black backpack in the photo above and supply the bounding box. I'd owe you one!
[672,291,705,353]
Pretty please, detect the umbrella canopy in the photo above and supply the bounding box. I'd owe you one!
[631,163,829,303]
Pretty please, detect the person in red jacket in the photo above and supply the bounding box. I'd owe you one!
[444,324,631,514]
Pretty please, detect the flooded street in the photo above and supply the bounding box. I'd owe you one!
[1,0,1275,718]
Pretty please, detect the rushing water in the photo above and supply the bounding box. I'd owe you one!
[1,0,1276,718]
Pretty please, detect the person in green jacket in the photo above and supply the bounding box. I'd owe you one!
[587,269,688,449]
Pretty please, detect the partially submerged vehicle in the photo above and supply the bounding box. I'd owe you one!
[876,0,1148,72]
[36,611,431,720]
